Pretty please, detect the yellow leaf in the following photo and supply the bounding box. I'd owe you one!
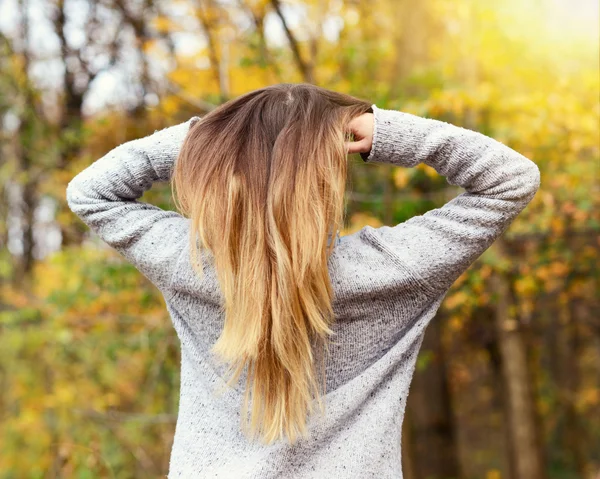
[486,469,502,479]
[445,291,468,310]
[393,168,410,188]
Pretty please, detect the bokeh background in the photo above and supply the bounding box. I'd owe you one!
[1,0,599,477]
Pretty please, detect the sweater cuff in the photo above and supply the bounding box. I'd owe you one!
[360,105,433,168]
[360,104,378,163]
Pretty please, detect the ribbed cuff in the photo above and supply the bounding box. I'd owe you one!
[360,104,378,163]
[360,106,432,168]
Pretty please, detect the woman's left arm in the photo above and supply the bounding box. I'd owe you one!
[66,116,201,293]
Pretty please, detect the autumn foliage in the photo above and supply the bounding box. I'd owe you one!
[0,0,598,477]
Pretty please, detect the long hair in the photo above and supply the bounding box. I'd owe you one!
[172,83,373,446]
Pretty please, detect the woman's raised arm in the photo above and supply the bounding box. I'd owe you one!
[66,116,201,293]
[360,104,541,298]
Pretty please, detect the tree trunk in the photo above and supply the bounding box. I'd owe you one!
[478,305,515,479]
[490,246,545,479]
[405,313,461,478]
[561,298,587,475]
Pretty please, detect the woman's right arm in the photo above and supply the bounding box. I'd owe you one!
[360,104,541,298]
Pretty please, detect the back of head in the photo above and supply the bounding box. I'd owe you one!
[172,83,373,445]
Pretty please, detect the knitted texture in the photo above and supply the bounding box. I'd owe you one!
[66,104,541,478]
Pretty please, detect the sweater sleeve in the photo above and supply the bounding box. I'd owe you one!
[359,104,541,298]
[66,116,202,293]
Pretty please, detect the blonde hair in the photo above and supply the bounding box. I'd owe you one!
[172,83,373,445]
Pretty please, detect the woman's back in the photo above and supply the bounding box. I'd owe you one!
[66,98,540,477]
[163,232,435,477]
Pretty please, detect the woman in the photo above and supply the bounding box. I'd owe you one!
[66,83,540,478]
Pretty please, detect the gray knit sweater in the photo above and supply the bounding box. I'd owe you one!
[66,104,541,478]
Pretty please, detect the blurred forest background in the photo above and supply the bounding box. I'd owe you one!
[0,0,598,477]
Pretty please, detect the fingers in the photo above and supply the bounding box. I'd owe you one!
[345,137,371,154]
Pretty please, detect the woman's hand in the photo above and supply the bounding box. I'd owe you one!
[345,113,374,155]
